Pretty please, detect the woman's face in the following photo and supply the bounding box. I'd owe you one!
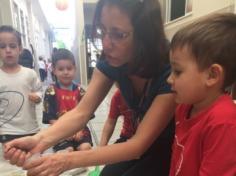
[99,4,134,67]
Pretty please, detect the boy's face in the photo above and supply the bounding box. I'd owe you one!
[0,32,22,67]
[167,46,209,105]
[53,59,76,87]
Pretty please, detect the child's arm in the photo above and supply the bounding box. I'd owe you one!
[30,70,43,102]
[100,118,117,146]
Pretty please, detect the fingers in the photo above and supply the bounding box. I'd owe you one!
[9,149,27,166]
[26,160,46,176]
[25,156,60,176]
[3,146,16,160]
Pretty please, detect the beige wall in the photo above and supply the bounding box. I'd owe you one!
[74,0,88,86]
[165,0,235,40]
[0,0,13,26]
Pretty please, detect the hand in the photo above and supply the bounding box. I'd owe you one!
[4,135,44,167]
[24,152,70,176]
[29,93,41,104]
[72,131,83,141]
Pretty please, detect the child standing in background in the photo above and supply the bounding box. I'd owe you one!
[167,13,236,176]
[43,48,93,152]
[0,25,42,143]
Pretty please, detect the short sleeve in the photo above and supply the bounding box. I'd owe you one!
[108,90,121,119]
[42,85,57,124]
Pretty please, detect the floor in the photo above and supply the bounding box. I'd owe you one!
[0,83,122,176]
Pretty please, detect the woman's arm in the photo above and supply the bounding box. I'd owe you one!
[65,93,176,169]
[3,69,112,166]
[35,68,114,150]
[22,90,175,175]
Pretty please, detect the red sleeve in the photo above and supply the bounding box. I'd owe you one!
[200,124,236,175]
[108,90,121,119]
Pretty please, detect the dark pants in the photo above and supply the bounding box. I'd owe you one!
[0,133,36,143]
[100,120,175,176]
[39,68,46,82]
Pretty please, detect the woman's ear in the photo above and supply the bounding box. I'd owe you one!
[206,64,224,87]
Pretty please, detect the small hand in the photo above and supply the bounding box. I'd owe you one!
[4,135,44,167]
[29,93,41,104]
[24,152,70,176]
[72,131,83,141]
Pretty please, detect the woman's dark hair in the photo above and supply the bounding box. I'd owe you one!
[92,0,169,78]
[52,48,75,67]
[19,49,34,68]
[0,25,22,47]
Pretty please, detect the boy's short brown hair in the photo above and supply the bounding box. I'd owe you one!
[52,48,75,67]
[171,13,236,88]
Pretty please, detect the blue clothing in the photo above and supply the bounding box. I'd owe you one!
[97,59,174,139]
[97,59,174,176]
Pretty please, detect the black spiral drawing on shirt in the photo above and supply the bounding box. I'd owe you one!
[0,91,24,127]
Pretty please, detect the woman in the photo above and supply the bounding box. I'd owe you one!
[4,0,175,175]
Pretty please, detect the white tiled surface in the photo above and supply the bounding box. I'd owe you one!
[0,84,121,176]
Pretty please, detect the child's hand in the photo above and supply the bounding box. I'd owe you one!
[29,93,41,104]
[72,131,83,141]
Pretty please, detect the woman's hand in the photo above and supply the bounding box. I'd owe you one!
[24,152,70,176]
[4,135,45,167]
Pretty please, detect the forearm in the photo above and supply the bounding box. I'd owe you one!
[36,69,113,150]
[100,119,116,146]
[67,94,176,169]
[66,138,142,170]
[37,107,89,149]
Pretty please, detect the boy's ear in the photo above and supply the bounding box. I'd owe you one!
[206,64,224,86]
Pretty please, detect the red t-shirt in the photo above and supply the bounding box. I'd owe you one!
[109,89,135,138]
[54,86,81,116]
[170,95,236,176]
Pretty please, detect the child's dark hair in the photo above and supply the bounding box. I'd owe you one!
[52,48,75,67]
[0,25,22,47]
[171,13,236,89]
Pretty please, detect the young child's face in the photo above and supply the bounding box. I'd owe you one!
[0,32,22,67]
[53,59,76,86]
[167,46,209,105]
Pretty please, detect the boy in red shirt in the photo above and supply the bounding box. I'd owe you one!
[100,89,135,146]
[43,48,93,152]
[167,13,236,176]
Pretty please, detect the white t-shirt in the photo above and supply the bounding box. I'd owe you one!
[38,60,46,69]
[0,66,42,135]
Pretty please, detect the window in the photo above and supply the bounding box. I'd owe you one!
[160,0,193,23]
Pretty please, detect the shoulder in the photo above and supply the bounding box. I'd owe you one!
[208,95,236,125]
[45,84,56,96]
[21,66,36,73]
[73,83,86,96]
[148,64,172,96]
